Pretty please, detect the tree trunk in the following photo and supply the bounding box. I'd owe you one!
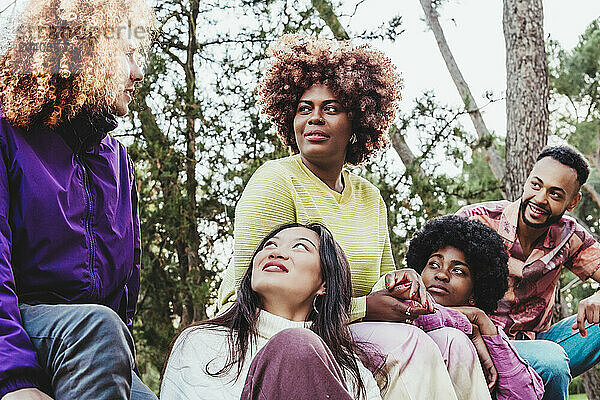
[419,0,505,184]
[583,136,600,209]
[583,183,600,209]
[583,367,600,400]
[503,0,549,200]
[388,124,427,179]
[181,0,204,324]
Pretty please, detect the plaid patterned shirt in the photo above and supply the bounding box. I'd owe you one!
[457,200,600,339]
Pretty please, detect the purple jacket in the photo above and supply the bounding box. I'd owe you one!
[0,110,141,396]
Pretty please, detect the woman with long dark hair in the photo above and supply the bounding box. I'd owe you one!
[217,34,491,400]
[161,222,381,400]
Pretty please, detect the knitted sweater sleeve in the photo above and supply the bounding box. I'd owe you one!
[350,195,396,321]
[161,328,233,400]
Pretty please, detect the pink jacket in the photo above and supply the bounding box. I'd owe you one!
[415,306,544,400]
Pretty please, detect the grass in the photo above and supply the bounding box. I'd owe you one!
[569,394,588,400]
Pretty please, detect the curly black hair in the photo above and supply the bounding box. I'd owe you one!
[537,145,590,186]
[406,215,509,314]
[257,34,402,165]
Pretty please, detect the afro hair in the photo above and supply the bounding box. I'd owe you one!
[257,34,402,165]
[406,215,509,314]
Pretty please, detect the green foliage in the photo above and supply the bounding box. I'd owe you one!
[124,3,600,393]
[358,92,504,264]
[551,20,600,109]
[126,0,334,391]
[550,18,600,237]
[569,376,586,395]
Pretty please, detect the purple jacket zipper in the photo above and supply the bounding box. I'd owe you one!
[75,153,98,298]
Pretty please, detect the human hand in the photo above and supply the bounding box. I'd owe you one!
[450,306,498,336]
[383,268,434,310]
[365,289,433,322]
[470,324,498,391]
[2,388,54,400]
[572,291,600,337]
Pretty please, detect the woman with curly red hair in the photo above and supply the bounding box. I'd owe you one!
[217,34,491,400]
[0,0,156,398]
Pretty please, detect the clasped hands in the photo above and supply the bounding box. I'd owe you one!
[365,268,435,322]
[364,269,499,391]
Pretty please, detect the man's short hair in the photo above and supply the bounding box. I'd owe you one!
[536,145,590,186]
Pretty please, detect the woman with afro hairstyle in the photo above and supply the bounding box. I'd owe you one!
[407,215,544,400]
[217,34,491,400]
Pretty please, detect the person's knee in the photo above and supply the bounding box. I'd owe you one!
[269,328,323,348]
[83,304,127,331]
[442,327,478,362]
[265,328,327,362]
[355,322,439,358]
[427,326,483,373]
[409,329,444,358]
[536,342,571,386]
[65,304,134,365]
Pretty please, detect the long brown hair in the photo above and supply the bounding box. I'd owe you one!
[164,222,382,399]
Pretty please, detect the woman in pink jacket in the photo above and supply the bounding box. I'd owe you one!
[407,215,544,400]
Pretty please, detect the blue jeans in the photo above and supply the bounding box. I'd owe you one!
[512,315,600,400]
[19,303,157,400]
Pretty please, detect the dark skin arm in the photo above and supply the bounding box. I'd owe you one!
[365,269,435,322]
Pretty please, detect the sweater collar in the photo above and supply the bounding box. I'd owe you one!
[55,109,118,153]
[291,154,353,204]
[256,310,311,340]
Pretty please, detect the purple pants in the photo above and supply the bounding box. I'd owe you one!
[241,328,355,400]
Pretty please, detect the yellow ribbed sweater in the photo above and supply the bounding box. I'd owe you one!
[217,155,395,320]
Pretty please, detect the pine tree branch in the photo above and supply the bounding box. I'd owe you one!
[310,0,350,40]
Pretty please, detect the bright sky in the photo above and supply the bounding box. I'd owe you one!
[343,0,600,146]
[0,0,598,143]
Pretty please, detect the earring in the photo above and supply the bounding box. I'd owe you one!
[469,298,475,305]
[312,295,321,314]
[349,133,357,144]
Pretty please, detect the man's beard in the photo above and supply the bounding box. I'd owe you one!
[520,198,564,229]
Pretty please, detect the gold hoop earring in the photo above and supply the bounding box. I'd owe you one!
[349,133,357,144]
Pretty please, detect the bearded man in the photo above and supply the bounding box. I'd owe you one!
[458,145,600,400]
[0,0,156,399]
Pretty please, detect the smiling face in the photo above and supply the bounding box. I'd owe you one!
[293,84,353,167]
[251,227,325,317]
[520,157,582,229]
[421,246,474,307]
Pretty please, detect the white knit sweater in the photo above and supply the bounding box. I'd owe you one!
[160,311,381,400]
